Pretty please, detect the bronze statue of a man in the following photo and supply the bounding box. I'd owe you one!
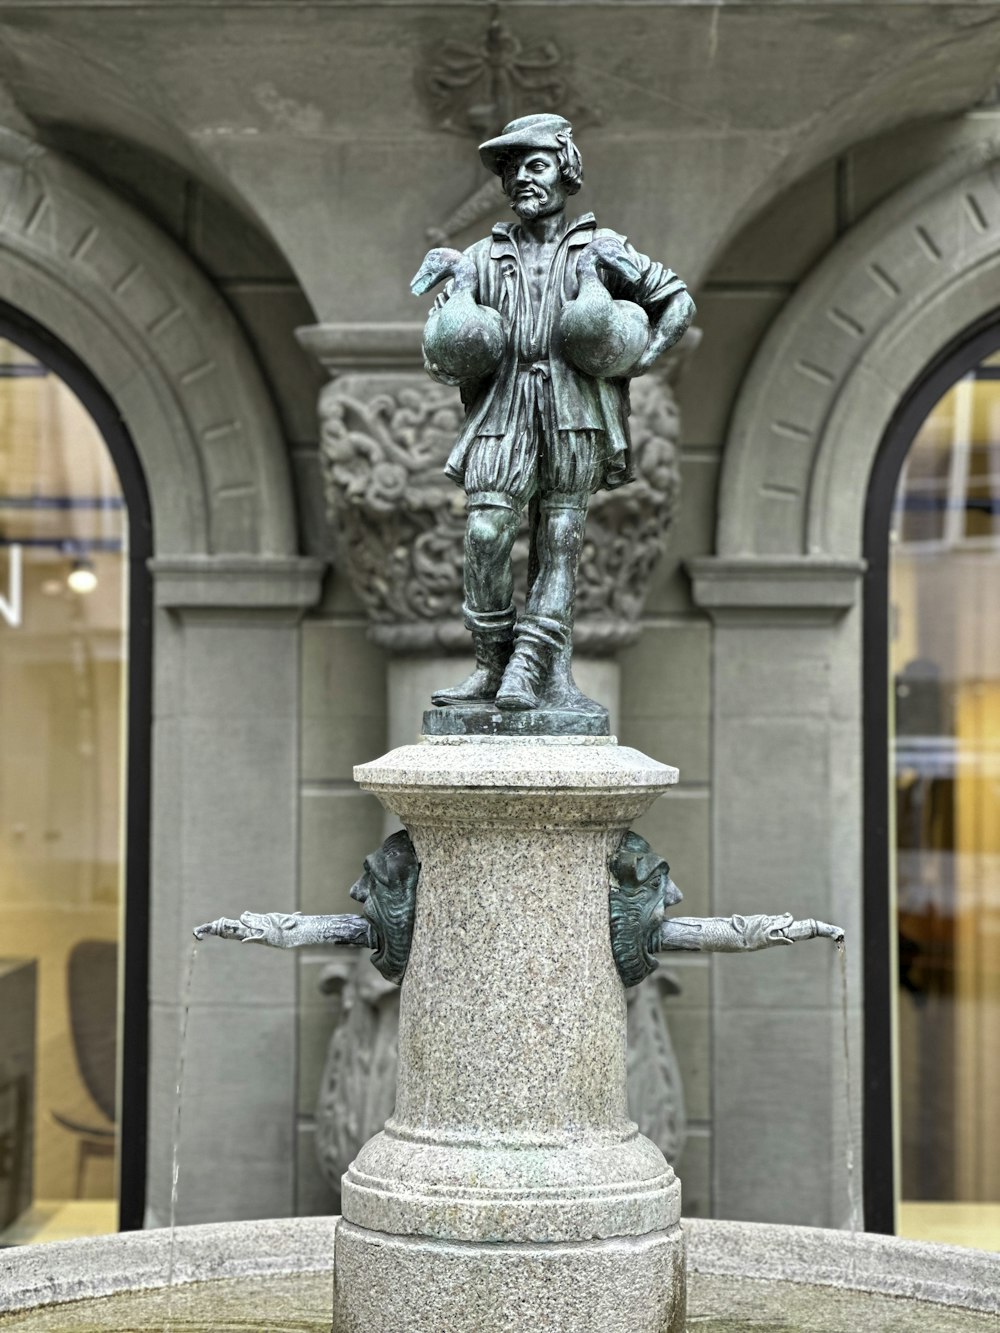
[412,113,695,719]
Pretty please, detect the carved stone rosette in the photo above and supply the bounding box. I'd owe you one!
[304,325,686,656]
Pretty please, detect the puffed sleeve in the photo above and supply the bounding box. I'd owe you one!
[607,238,688,321]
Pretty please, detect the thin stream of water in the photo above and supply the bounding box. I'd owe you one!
[837,943,862,1236]
[163,942,199,1333]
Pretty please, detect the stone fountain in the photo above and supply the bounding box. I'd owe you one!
[189,745,843,1333]
[189,112,843,1332]
[2,112,999,1333]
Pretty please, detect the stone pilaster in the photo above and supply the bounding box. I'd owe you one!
[689,555,864,1229]
[146,555,323,1226]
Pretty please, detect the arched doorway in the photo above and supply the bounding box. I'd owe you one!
[865,318,1000,1249]
[692,142,1000,1229]
[0,129,324,1226]
[0,300,152,1240]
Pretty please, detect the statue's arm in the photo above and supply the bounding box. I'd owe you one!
[659,912,844,954]
[634,290,696,376]
[193,910,373,950]
[611,241,696,377]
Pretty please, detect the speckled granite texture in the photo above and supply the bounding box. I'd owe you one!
[348,740,680,1241]
[332,1219,686,1333]
[355,737,678,798]
[2,1217,998,1320]
[14,734,993,1331]
[685,1217,1000,1314]
[344,738,682,1327]
[0,1217,338,1314]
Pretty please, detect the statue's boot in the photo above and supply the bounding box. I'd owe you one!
[431,623,514,706]
[431,635,512,705]
[495,615,566,711]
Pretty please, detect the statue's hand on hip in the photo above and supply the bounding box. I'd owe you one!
[627,343,663,378]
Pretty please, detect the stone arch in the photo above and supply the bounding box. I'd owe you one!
[0,127,297,557]
[0,131,322,1231]
[717,136,1000,561]
[686,138,1000,1230]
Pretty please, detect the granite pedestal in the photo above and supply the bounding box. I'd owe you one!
[335,735,684,1333]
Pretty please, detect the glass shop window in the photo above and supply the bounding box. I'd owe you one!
[891,354,1000,1252]
[0,337,125,1245]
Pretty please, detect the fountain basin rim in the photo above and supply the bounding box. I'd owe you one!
[685,1217,1000,1315]
[0,1216,335,1316]
[1,1216,998,1317]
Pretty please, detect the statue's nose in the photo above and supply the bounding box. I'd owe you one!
[350,874,368,903]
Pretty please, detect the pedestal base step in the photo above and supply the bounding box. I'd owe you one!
[333,1218,686,1333]
[341,1129,681,1243]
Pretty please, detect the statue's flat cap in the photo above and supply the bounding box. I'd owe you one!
[479,113,574,176]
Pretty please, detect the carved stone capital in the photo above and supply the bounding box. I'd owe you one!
[687,556,864,626]
[150,555,324,619]
[301,323,689,658]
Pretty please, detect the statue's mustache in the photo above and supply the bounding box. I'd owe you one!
[511,188,546,217]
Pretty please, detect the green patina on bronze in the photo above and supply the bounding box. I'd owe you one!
[608,832,846,986]
[423,702,609,737]
[193,831,421,987]
[351,830,421,986]
[412,112,696,729]
[608,830,682,988]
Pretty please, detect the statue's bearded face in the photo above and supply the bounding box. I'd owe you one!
[503,148,567,221]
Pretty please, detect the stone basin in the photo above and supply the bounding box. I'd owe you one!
[1,1216,998,1330]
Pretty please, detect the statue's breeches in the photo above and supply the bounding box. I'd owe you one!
[464,370,601,509]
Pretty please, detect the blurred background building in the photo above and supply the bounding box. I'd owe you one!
[0,0,998,1254]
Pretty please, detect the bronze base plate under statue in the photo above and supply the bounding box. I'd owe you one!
[423,701,610,738]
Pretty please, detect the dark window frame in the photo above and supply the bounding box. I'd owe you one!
[0,300,153,1233]
[862,311,1000,1234]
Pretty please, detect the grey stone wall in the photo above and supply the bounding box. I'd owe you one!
[617,154,846,1221]
[620,103,1000,1224]
[196,102,1000,1226]
[1,0,998,1234]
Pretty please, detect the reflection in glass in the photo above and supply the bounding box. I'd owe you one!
[0,337,125,1244]
[892,359,1000,1251]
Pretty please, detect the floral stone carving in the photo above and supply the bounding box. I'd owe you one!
[318,367,683,656]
